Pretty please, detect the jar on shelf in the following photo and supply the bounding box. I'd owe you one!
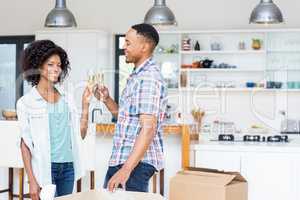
[238,41,246,50]
[252,39,262,50]
[182,36,191,51]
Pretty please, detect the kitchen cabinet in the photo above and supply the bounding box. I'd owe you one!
[193,142,300,200]
[241,153,294,200]
[195,150,241,172]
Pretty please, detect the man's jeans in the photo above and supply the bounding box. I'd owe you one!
[103,162,156,192]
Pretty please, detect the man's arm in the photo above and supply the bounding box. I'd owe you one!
[107,114,157,191]
[103,96,119,119]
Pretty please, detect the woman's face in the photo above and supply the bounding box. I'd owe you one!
[40,54,62,84]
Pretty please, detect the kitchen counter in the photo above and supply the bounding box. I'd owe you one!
[191,137,300,153]
[95,123,193,169]
[190,137,300,200]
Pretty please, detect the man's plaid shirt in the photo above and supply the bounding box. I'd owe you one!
[109,57,167,170]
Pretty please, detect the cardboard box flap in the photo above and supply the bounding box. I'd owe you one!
[226,172,247,182]
[177,170,237,186]
[187,167,247,182]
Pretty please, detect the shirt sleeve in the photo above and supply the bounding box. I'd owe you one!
[136,78,162,116]
[16,100,34,152]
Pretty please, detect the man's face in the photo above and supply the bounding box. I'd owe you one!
[123,29,146,64]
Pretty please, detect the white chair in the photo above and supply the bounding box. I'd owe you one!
[0,120,29,200]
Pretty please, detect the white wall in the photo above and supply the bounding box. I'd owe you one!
[0,0,299,35]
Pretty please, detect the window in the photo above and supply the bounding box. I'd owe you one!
[114,34,134,102]
[0,36,34,111]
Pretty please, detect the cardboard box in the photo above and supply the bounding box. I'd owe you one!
[55,189,164,200]
[169,168,247,200]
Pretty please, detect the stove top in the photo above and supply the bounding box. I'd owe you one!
[216,134,289,143]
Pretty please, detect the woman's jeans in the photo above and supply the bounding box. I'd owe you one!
[51,162,74,197]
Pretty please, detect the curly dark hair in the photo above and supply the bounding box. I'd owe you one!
[21,40,70,86]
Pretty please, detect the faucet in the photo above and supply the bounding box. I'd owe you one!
[91,108,102,123]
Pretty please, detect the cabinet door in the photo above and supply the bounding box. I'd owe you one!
[35,32,67,49]
[195,150,241,172]
[241,153,294,200]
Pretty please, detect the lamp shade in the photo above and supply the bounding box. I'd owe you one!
[144,0,177,26]
[45,0,77,27]
[250,0,283,24]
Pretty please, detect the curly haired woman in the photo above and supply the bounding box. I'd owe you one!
[16,40,92,199]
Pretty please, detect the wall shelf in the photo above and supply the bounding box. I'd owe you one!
[156,29,300,92]
[180,50,266,55]
[179,88,300,92]
[180,68,264,72]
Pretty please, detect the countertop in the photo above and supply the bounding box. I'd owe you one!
[191,137,300,153]
[95,123,192,169]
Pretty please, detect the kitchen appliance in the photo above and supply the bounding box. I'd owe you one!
[214,134,289,143]
[280,119,300,134]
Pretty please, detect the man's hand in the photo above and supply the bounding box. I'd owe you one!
[29,179,40,200]
[94,85,109,102]
[107,167,131,192]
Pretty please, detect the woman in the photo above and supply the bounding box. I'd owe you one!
[17,40,92,199]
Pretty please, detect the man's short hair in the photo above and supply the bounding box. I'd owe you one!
[131,23,159,47]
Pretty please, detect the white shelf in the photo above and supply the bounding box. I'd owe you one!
[180,68,264,72]
[178,88,300,92]
[180,50,266,55]
[267,50,300,53]
[154,53,179,56]
[266,68,300,71]
[168,88,179,92]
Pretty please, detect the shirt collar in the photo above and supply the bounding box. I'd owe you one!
[131,57,154,76]
[31,84,65,101]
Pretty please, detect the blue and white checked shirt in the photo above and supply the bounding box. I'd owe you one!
[109,57,168,170]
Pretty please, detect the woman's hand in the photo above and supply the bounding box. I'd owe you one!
[82,86,93,106]
[29,179,40,200]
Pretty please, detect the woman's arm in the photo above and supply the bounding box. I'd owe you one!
[20,140,40,200]
[80,101,89,139]
[80,87,92,139]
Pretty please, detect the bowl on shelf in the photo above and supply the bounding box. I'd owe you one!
[287,81,296,89]
[181,64,192,69]
[246,82,256,88]
[2,109,17,120]
[266,81,275,89]
[274,82,282,89]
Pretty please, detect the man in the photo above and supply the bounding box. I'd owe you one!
[95,23,167,192]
